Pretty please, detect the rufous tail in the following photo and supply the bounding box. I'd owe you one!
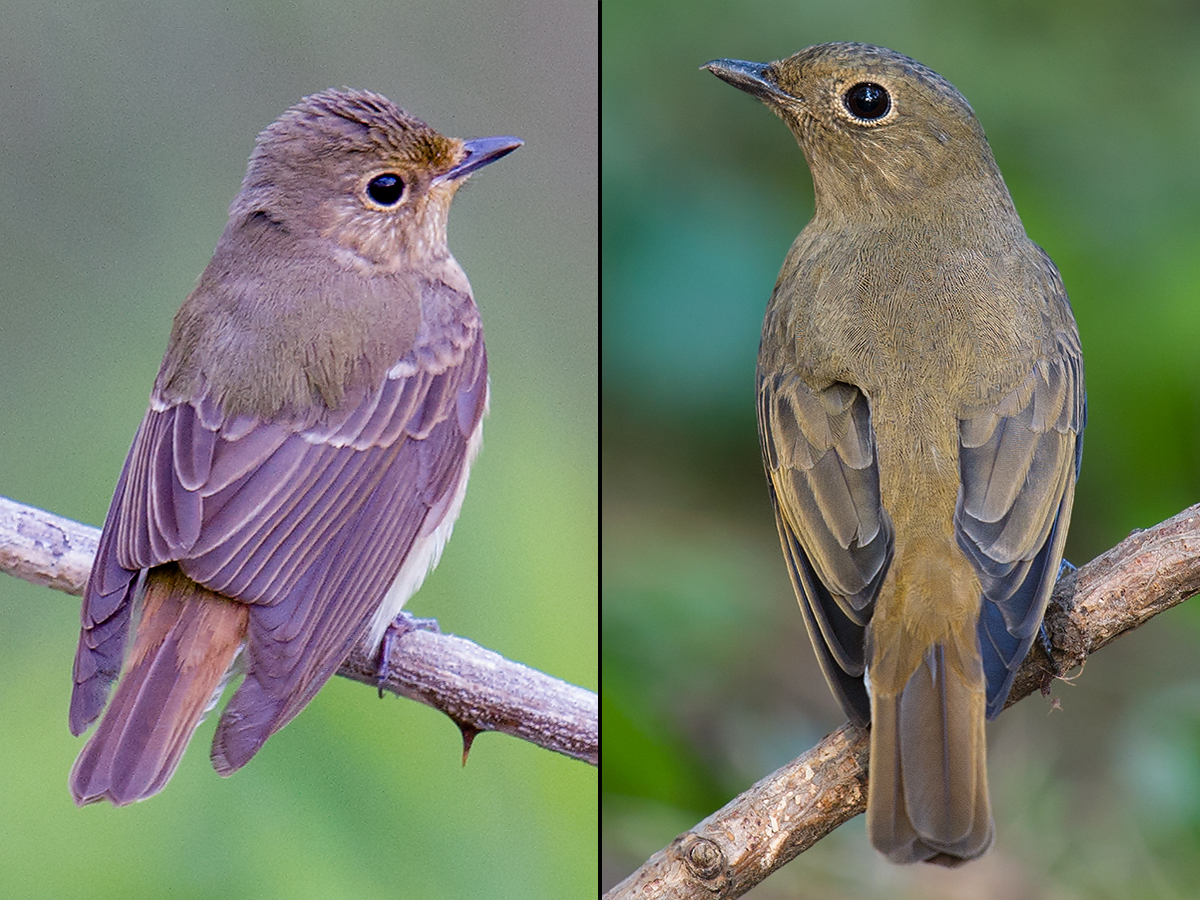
[70,566,248,806]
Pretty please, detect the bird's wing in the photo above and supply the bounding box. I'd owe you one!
[71,301,487,762]
[758,370,893,725]
[957,328,1085,719]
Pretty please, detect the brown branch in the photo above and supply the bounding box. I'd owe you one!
[605,503,1200,899]
[0,494,597,767]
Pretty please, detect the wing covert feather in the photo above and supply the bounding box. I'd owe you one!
[758,370,892,725]
[73,309,487,749]
[957,335,1085,718]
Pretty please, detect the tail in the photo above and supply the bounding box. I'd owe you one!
[70,566,248,806]
[867,642,994,865]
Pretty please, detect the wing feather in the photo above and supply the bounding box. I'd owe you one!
[72,294,487,760]
[758,370,892,725]
[957,333,1085,718]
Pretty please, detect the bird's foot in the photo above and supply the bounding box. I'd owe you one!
[1037,620,1054,663]
[375,611,442,697]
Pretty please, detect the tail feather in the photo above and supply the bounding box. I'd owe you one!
[867,644,993,866]
[209,676,289,777]
[70,567,248,806]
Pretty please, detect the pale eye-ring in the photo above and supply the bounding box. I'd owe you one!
[842,82,891,121]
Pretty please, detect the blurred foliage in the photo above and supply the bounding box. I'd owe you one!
[0,2,595,898]
[603,0,1200,897]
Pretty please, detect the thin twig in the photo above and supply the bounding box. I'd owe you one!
[605,504,1200,898]
[0,494,597,766]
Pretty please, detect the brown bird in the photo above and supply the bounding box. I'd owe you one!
[69,89,521,805]
[705,44,1084,864]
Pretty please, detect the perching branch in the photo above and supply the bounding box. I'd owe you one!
[605,503,1200,899]
[0,495,597,767]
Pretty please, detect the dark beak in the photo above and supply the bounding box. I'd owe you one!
[703,58,791,105]
[438,135,524,183]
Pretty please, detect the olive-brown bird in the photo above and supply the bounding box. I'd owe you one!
[705,44,1084,864]
[68,89,521,805]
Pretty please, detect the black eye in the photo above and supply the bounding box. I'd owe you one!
[366,173,405,206]
[843,82,891,121]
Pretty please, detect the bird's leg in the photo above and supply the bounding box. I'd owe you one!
[1037,558,1077,664]
[375,611,442,697]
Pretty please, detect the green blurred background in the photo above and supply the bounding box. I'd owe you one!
[0,2,595,898]
[604,1,1200,897]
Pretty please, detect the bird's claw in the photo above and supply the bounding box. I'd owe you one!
[375,611,442,697]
